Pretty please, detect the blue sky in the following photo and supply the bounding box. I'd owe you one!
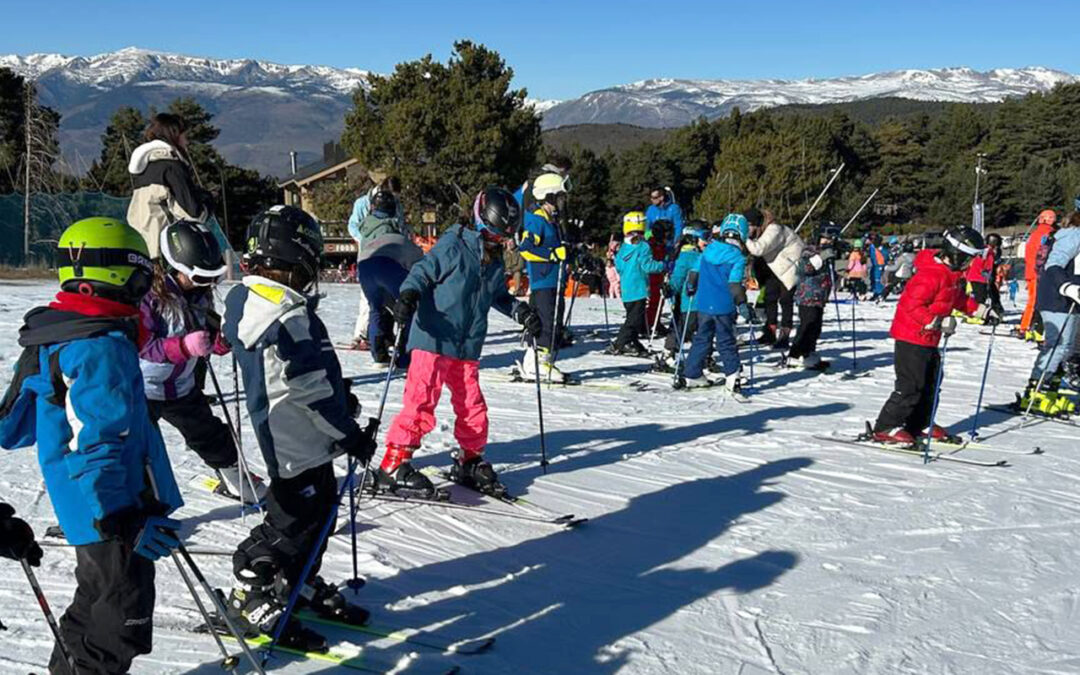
[4,0,1079,100]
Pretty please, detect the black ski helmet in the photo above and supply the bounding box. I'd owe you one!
[902,241,915,253]
[370,189,397,217]
[160,220,227,286]
[816,221,841,242]
[985,232,1003,250]
[243,205,323,285]
[941,227,985,270]
[474,187,521,241]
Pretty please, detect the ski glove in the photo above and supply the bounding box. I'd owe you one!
[809,254,825,271]
[514,303,543,338]
[134,516,182,562]
[686,270,699,297]
[1060,283,1080,305]
[926,316,957,336]
[180,331,214,358]
[339,418,379,464]
[394,289,421,326]
[973,303,1002,325]
[0,503,43,566]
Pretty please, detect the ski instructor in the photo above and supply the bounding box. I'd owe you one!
[744,208,804,350]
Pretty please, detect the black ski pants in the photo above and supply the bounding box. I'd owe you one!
[148,389,237,469]
[614,299,648,351]
[874,340,942,434]
[51,537,156,674]
[530,287,565,353]
[232,462,337,588]
[788,305,825,359]
[764,275,795,329]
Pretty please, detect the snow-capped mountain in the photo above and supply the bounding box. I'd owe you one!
[2,47,1076,175]
[541,67,1078,128]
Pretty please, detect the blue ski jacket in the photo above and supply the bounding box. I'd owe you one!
[695,240,747,316]
[646,201,684,247]
[615,238,666,303]
[670,245,702,311]
[0,300,183,546]
[401,225,522,361]
[518,209,565,291]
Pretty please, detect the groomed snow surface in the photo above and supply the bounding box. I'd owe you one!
[0,280,1077,674]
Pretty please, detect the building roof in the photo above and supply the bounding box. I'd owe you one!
[278,142,358,188]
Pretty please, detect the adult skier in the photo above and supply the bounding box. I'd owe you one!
[375,187,542,497]
[345,177,406,351]
[870,228,1000,444]
[1020,209,1058,340]
[645,187,684,248]
[127,113,214,259]
[354,189,423,366]
[0,217,183,673]
[517,172,571,382]
[221,205,379,649]
[867,232,890,300]
[745,208,804,349]
[141,220,267,503]
[1019,212,1080,414]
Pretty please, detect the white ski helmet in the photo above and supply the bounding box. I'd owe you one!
[531,172,570,201]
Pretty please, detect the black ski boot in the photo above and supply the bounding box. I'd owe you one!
[225,581,328,652]
[375,461,438,498]
[305,576,370,626]
[450,454,507,498]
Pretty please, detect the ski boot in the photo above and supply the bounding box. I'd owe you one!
[375,445,439,498]
[304,576,370,626]
[214,464,268,506]
[519,346,567,383]
[450,451,507,498]
[1017,380,1074,417]
[652,350,677,373]
[757,324,777,346]
[225,576,328,652]
[870,426,916,445]
[918,424,960,445]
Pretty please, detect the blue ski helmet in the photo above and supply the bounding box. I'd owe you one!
[716,213,749,242]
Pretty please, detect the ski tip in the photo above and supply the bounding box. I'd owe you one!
[1033,447,1045,454]
[453,636,496,655]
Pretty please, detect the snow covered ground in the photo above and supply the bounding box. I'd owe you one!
[1,279,1078,674]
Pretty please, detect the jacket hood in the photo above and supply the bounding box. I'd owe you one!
[234,276,309,348]
[914,248,943,271]
[18,293,140,347]
[128,140,184,175]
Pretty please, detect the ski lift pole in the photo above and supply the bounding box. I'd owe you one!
[795,163,845,235]
[839,188,880,236]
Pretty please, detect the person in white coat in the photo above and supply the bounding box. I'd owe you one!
[744,208,805,349]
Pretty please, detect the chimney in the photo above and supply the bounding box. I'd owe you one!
[289,150,297,175]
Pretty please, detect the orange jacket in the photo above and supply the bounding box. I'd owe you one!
[1025,223,1054,281]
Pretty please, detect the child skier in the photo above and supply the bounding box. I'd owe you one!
[1019,212,1080,415]
[141,220,267,503]
[607,211,666,357]
[375,187,542,497]
[658,224,708,370]
[0,217,183,673]
[221,205,379,648]
[680,213,750,391]
[785,223,838,369]
[871,227,999,444]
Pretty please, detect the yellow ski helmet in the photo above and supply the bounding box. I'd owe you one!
[622,211,647,236]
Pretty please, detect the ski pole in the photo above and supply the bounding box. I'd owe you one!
[673,294,695,388]
[601,290,610,337]
[20,559,78,675]
[849,291,858,376]
[532,334,549,474]
[648,293,666,350]
[171,553,240,671]
[1023,304,1075,422]
[829,267,845,342]
[547,261,566,387]
[746,321,758,389]
[923,335,951,464]
[969,322,997,439]
[205,360,262,516]
[174,545,267,675]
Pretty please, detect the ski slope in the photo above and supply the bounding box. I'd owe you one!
[1,279,1077,674]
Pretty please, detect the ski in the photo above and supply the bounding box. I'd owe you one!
[984,403,1079,427]
[927,438,1044,455]
[188,474,265,508]
[813,434,1010,467]
[420,466,585,525]
[365,489,586,527]
[200,626,461,674]
[296,611,495,655]
[491,368,656,392]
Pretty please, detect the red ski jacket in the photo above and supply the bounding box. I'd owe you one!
[890,250,978,347]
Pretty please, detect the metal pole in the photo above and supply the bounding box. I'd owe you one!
[532,334,549,474]
[795,163,845,235]
[969,323,997,439]
[840,188,880,235]
[20,559,78,675]
[171,554,240,671]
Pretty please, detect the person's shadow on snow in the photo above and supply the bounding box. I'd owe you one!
[369,457,809,674]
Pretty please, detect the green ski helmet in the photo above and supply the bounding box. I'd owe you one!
[57,217,154,304]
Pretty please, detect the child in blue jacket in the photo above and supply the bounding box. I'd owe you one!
[0,218,183,674]
[608,211,666,356]
[222,206,378,648]
[661,223,709,368]
[681,214,751,391]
